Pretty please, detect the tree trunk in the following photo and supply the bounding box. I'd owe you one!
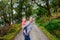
[46,0,51,17]
[18,0,22,22]
[2,10,10,25]
[11,0,13,24]
[26,10,29,20]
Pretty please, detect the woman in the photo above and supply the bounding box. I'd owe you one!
[22,17,33,40]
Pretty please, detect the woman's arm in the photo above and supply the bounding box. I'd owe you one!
[27,22,33,34]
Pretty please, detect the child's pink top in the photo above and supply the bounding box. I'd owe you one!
[22,21,26,28]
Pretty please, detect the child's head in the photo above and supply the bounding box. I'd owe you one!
[22,18,26,22]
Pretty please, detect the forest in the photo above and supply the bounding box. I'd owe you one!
[0,0,60,40]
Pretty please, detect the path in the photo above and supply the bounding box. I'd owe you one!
[14,23,49,40]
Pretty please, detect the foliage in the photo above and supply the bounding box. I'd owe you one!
[44,19,60,38]
[36,7,48,17]
[0,24,21,40]
[37,24,58,40]
[35,18,59,40]
[35,16,60,39]
[35,16,50,26]
[45,19,60,33]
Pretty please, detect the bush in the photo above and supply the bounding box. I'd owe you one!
[35,18,59,40]
[35,17,60,39]
[45,19,60,33]
[0,24,21,40]
[36,7,48,17]
[35,17,50,26]
[35,17,43,26]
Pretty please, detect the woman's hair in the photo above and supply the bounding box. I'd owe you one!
[29,16,33,21]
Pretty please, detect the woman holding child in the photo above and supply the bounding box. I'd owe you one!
[22,16,33,40]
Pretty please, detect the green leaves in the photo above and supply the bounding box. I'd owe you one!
[45,19,60,33]
[35,17,60,39]
[0,24,21,40]
[36,6,48,17]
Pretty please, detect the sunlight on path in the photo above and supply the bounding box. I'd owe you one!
[14,23,49,40]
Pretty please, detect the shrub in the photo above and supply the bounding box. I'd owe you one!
[45,19,60,33]
[35,18,59,40]
[35,17,60,39]
[0,24,21,40]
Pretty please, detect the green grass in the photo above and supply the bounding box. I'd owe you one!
[0,24,21,40]
[36,23,59,40]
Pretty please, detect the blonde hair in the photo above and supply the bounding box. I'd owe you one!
[29,16,33,21]
[22,17,26,21]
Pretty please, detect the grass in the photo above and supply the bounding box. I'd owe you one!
[36,23,59,40]
[0,24,21,40]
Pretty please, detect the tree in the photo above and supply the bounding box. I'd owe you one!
[52,0,59,12]
[17,0,23,22]
[25,4,33,19]
[45,0,51,17]
[0,1,10,25]
[32,0,51,17]
[11,0,13,24]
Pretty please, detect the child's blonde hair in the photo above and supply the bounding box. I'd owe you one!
[22,17,26,21]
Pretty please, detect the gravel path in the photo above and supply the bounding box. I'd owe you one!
[14,24,49,40]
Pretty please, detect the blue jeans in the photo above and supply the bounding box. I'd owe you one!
[23,32,30,40]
